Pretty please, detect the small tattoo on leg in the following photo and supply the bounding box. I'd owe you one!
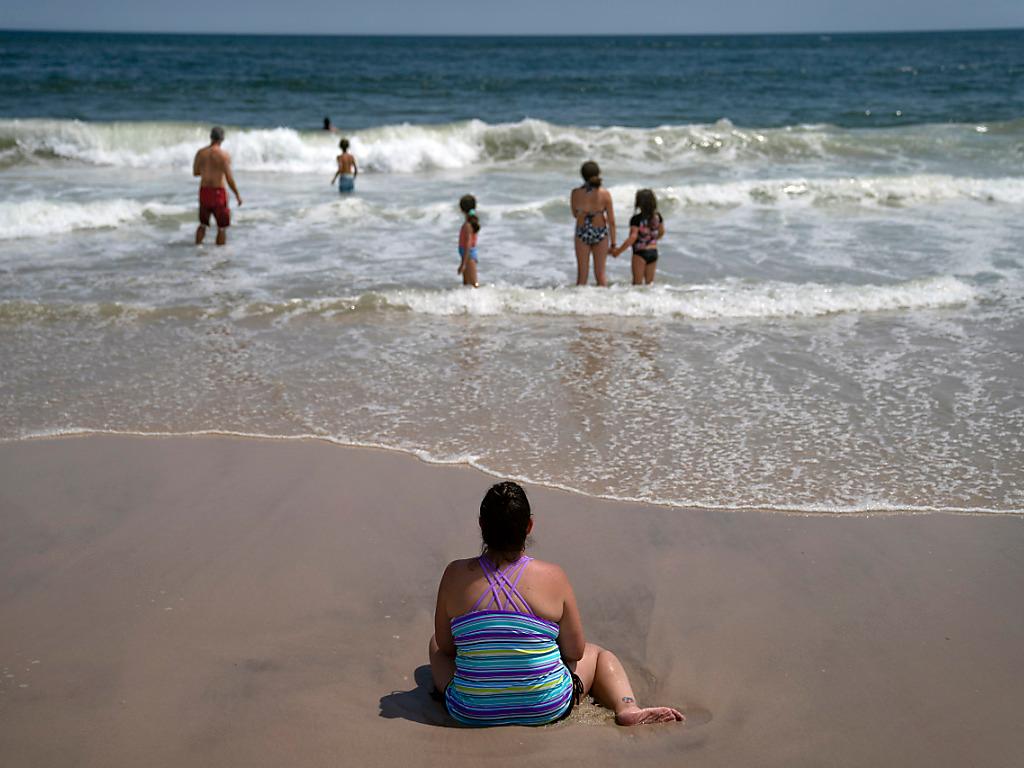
[622,696,635,704]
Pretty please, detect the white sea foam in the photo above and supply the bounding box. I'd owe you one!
[13,428,1018,517]
[2,117,1018,175]
[363,276,974,319]
[0,276,976,325]
[490,175,1024,218]
[654,175,1024,208]
[0,198,186,239]
[0,118,489,173]
[1,169,1016,243]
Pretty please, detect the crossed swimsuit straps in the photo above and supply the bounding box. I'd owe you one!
[471,555,533,613]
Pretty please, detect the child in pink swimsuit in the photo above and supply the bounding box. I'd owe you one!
[613,189,665,285]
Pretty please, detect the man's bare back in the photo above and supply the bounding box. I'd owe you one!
[194,145,231,189]
[193,144,241,202]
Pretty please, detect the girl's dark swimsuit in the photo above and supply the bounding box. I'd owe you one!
[630,212,663,263]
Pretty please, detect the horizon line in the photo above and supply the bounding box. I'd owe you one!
[1,25,1022,38]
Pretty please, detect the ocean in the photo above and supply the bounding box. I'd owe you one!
[1,29,1022,514]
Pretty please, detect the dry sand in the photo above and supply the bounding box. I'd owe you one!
[0,434,1021,767]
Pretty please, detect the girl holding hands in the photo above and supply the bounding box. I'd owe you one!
[612,189,664,285]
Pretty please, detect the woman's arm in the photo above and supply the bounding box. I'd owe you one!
[604,190,617,248]
[614,226,639,257]
[657,213,665,239]
[570,189,585,225]
[555,567,586,662]
[434,563,457,657]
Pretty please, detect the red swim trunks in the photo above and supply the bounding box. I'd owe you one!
[198,187,230,228]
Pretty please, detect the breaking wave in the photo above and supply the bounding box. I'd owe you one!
[1,116,1020,174]
[0,198,187,239]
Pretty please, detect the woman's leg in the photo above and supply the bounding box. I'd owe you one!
[592,239,610,286]
[631,254,645,285]
[571,642,684,725]
[645,259,657,284]
[464,259,478,288]
[428,635,455,693]
[574,238,591,285]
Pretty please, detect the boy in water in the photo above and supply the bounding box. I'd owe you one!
[331,138,358,193]
[193,126,242,246]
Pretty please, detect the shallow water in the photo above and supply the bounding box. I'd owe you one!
[1,31,1022,513]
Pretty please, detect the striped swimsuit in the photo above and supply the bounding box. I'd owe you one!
[445,556,574,726]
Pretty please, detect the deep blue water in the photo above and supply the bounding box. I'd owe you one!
[0,29,1022,129]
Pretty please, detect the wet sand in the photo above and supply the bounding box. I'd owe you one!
[0,434,1021,767]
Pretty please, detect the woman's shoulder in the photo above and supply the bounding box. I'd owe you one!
[439,557,480,595]
[525,557,570,584]
[445,556,480,572]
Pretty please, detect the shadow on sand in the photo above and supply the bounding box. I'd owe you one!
[378,665,460,727]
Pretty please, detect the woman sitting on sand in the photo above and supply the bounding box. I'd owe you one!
[429,481,684,727]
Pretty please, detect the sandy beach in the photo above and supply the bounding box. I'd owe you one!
[0,434,1021,767]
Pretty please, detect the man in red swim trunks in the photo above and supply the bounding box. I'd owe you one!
[193,126,242,246]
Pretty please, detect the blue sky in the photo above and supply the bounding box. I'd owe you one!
[4,0,1023,35]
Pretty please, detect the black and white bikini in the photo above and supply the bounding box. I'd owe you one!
[574,185,609,246]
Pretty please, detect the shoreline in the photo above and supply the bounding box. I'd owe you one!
[6,430,1019,518]
[1,433,1022,767]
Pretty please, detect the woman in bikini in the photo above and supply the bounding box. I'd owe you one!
[570,161,616,287]
[428,481,685,727]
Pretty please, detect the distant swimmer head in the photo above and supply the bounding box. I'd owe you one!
[323,117,332,130]
[339,138,350,151]
[210,126,225,144]
[460,193,480,233]
[479,481,532,561]
[635,188,658,219]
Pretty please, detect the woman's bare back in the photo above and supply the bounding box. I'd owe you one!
[571,186,611,228]
[440,556,567,624]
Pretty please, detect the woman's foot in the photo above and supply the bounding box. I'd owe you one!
[615,705,685,726]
